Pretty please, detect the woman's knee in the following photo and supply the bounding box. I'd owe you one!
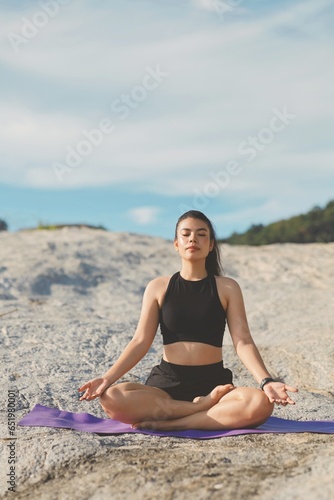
[248,388,274,425]
[231,387,274,426]
[100,384,117,403]
[99,382,131,417]
[100,382,140,400]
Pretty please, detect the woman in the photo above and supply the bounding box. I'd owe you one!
[79,210,297,430]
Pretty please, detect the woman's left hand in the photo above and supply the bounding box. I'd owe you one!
[263,382,298,405]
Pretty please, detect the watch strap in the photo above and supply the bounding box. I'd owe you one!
[260,377,275,390]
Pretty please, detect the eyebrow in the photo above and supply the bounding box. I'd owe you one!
[180,227,208,232]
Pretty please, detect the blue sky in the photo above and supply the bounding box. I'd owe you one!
[0,0,333,239]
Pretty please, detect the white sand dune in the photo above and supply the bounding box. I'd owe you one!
[0,228,333,499]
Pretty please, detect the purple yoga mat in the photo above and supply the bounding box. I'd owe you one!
[18,405,334,439]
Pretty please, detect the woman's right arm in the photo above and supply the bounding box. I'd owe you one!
[78,278,162,401]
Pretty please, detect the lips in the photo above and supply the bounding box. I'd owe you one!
[186,246,199,250]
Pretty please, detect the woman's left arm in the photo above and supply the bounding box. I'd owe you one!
[221,277,298,405]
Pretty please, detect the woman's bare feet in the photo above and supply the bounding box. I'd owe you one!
[193,384,235,410]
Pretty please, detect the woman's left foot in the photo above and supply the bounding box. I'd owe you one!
[193,384,235,410]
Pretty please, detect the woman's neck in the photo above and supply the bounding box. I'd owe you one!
[179,261,207,281]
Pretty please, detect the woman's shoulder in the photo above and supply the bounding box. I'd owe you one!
[145,275,172,294]
[214,276,243,310]
[147,275,171,287]
[214,275,242,294]
[145,275,172,306]
[214,275,240,286]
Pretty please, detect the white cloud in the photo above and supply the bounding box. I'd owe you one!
[0,0,333,205]
[192,0,217,12]
[127,206,162,225]
[191,0,247,16]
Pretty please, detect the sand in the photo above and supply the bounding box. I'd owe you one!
[0,228,333,499]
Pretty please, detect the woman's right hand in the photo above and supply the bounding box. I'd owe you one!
[78,377,112,401]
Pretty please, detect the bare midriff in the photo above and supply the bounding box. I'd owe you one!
[162,342,223,366]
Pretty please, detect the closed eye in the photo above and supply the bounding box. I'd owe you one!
[181,232,206,237]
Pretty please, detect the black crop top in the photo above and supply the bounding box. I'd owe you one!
[159,272,227,347]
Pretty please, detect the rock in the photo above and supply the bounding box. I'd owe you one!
[0,229,333,499]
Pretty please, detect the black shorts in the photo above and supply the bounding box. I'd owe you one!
[145,358,233,402]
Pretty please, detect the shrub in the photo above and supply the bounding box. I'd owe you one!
[0,219,8,231]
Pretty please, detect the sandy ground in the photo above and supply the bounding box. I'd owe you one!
[0,228,333,499]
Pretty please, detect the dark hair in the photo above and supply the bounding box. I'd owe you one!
[175,210,224,276]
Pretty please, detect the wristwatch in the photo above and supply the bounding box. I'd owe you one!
[260,377,275,390]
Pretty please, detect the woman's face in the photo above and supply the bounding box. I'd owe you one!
[174,217,214,258]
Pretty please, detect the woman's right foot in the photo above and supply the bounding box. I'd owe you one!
[193,384,235,410]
